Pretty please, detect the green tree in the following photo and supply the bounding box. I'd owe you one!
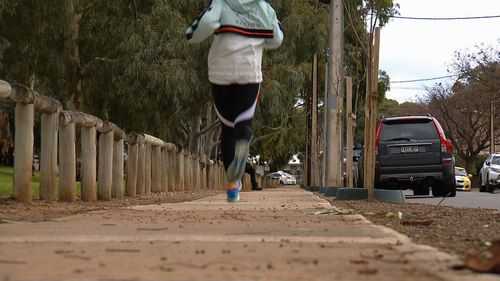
[0,0,400,169]
[425,44,500,174]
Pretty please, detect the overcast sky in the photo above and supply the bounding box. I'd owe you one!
[380,0,500,103]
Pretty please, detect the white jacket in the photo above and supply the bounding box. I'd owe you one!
[186,0,284,85]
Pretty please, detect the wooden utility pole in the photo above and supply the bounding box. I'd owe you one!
[491,100,495,154]
[321,60,329,187]
[311,54,319,186]
[363,27,381,200]
[345,76,354,188]
[326,0,344,187]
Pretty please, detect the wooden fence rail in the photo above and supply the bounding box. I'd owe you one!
[0,80,240,203]
[0,79,271,202]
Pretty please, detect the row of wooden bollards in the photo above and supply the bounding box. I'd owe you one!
[124,133,229,196]
[0,80,282,202]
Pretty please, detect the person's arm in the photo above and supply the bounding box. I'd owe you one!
[186,0,222,44]
[264,9,284,49]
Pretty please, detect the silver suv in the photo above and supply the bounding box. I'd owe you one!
[360,115,456,197]
[479,153,500,193]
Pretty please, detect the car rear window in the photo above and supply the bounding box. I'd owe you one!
[380,119,439,141]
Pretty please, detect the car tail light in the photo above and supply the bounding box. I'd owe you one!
[441,139,453,153]
[442,159,453,166]
[432,117,453,153]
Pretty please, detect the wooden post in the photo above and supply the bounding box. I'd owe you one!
[151,145,162,193]
[81,126,97,202]
[192,154,199,191]
[98,126,114,201]
[311,54,319,186]
[176,149,185,191]
[137,141,146,195]
[346,76,354,188]
[200,157,207,189]
[363,32,372,192]
[491,100,495,154]
[161,147,168,192]
[325,0,344,187]
[213,162,218,190]
[13,102,34,202]
[363,28,381,200]
[40,112,59,201]
[220,161,226,190]
[166,143,176,192]
[144,143,152,194]
[112,138,124,198]
[10,85,35,202]
[59,114,76,202]
[184,152,191,191]
[126,135,139,197]
[207,160,214,190]
[369,27,381,199]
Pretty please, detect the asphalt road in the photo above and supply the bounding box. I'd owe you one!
[404,188,500,211]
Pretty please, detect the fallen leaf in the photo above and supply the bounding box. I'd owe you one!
[350,259,368,265]
[465,240,500,273]
[358,268,378,275]
[386,211,403,219]
[401,219,433,226]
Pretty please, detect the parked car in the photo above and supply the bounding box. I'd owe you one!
[455,166,471,192]
[266,171,297,185]
[479,153,500,193]
[357,115,456,197]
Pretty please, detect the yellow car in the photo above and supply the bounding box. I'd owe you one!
[455,167,472,191]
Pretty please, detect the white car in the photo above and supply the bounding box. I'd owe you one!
[267,171,297,185]
[479,153,500,193]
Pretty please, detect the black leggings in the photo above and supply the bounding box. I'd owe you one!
[212,83,260,171]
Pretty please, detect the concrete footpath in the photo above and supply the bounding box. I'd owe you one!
[0,187,498,281]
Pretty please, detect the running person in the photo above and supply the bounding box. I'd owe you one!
[186,0,284,202]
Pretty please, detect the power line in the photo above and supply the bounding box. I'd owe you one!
[391,86,426,90]
[391,74,457,84]
[391,15,500,20]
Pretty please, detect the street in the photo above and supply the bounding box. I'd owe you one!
[404,189,500,211]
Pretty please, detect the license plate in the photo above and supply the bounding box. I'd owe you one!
[401,146,418,153]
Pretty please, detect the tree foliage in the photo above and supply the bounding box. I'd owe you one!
[0,0,399,169]
[424,43,500,174]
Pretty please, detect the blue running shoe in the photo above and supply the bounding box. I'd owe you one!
[226,139,249,182]
[226,180,242,202]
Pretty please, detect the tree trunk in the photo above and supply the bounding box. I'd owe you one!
[63,0,84,110]
[189,116,201,154]
[465,158,477,176]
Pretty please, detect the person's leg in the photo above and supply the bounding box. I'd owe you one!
[212,83,260,201]
[224,84,259,182]
[245,163,260,190]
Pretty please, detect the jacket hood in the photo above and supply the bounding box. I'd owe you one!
[225,0,261,13]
